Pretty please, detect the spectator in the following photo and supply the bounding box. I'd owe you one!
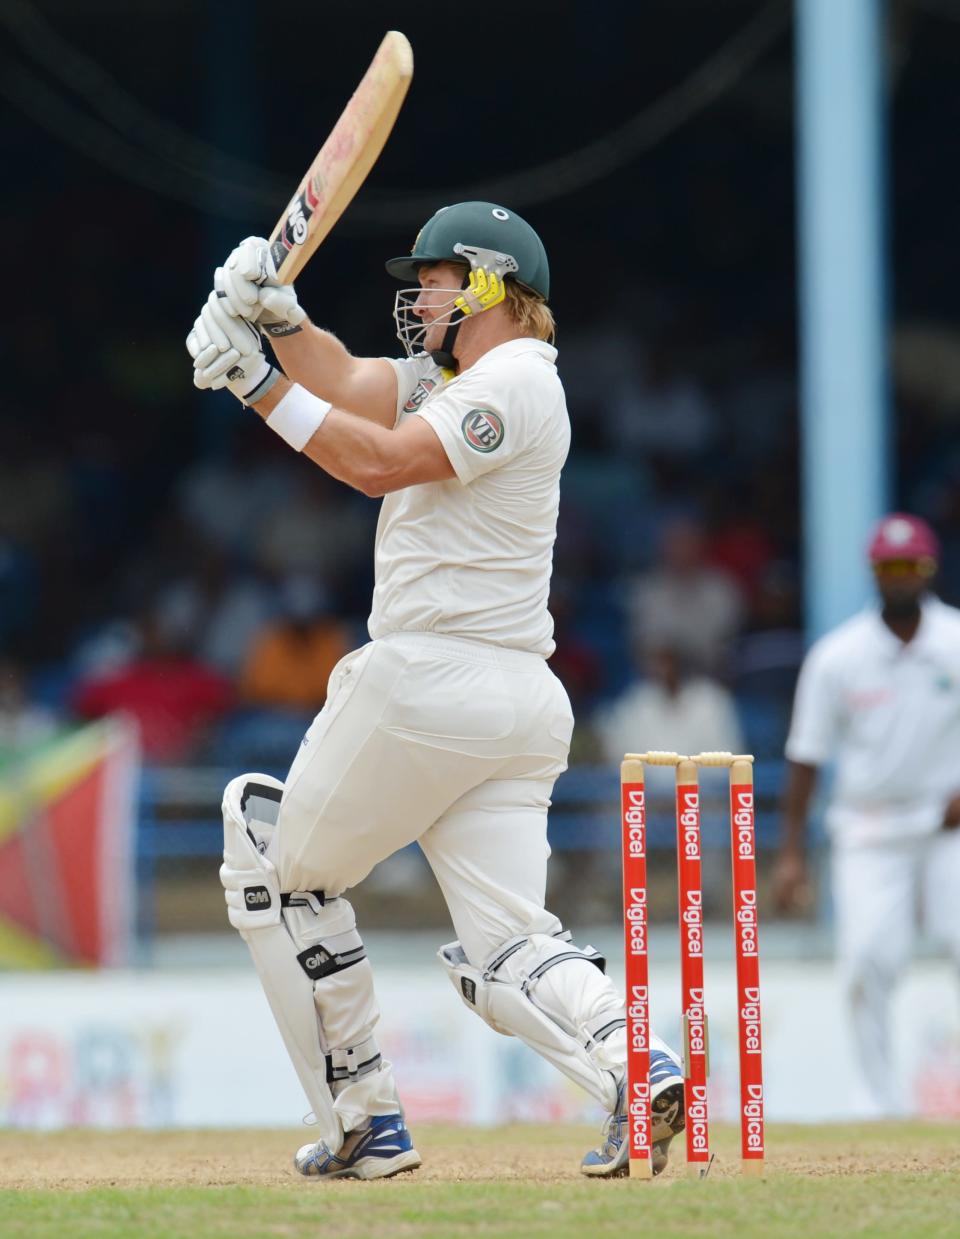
[0,659,60,760]
[706,488,778,606]
[72,609,231,762]
[175,428,293,559]
[730,561,805,759]
[153,543,274,676]
[626,515,745,676]
[253,469,373,584]
[593,642,744,764]
[238,576,352,712]
[612,342,714,457]
[0,426,69,550]
[733,560,805,700]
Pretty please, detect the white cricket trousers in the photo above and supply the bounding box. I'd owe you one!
[272,631,575,960]
[832,827,960,1114]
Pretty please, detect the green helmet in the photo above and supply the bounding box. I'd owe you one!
[386,201,550,299]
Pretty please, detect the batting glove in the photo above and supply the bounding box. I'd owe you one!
[216,236,306,337]
[186,291,283,405]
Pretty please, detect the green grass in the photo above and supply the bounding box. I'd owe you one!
[2,1123,958,1239]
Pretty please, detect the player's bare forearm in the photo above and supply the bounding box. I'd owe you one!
[269,324,397,427]
[773,760,818,916]
[251,379,453,496]
[303,408,405,495]
[780,760,818,855]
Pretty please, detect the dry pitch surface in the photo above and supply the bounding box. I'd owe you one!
[2,1123,959,1238]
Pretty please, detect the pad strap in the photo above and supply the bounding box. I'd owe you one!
[523,947,606,988]
[484,936,528,977]
[239,781,282,814]
[326,1036,382,1084]
[281,890,327,910]
[583,1012,627,1046]
[295,927,366,981]
[485,934,606,982]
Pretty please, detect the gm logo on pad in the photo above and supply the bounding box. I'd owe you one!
[244,885,272,909]
[297,946,332,980]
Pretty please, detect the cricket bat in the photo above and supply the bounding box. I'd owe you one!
[268,31,413,284]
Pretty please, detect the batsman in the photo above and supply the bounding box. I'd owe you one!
[186,201,685,1180]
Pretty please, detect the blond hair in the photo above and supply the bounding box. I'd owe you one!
[505,280,556,343]
[443,259,556,343]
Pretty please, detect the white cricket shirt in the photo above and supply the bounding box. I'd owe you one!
[786,596,960,841]
[369,339,570,657]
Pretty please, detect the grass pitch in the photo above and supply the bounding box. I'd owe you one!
[1,1122,958,1238]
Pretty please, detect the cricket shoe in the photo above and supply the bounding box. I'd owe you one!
[580,1050,686,1178]
[294,1114,422,1180]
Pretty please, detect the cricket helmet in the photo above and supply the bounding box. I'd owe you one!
[386,201,550,299]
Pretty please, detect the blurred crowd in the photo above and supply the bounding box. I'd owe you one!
[4,287,960,772]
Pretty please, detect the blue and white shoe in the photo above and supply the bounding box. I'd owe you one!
[580,1050,685,1178]
[294,1114,422,1180]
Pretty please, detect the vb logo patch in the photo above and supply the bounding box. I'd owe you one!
[461,409,504,452]
[403,378,438,413]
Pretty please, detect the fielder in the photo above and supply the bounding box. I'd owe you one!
[775,514,960,1114]
[186,202,685,1179]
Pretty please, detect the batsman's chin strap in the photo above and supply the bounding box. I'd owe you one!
[428,244,519,370]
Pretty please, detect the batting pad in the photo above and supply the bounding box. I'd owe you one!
[439,934,626,1111]
[221,773,341,1149]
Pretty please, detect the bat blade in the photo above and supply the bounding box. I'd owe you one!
[269,30,413,284]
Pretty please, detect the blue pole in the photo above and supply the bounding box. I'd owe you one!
[795,0,891,641]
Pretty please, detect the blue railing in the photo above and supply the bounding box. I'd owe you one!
[135,760,786,939]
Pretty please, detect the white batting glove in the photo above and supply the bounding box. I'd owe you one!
[216,236,306,337]
[186,291,283,404]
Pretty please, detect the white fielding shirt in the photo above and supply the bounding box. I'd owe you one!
[786,596,960,842]
[369,339,570,657]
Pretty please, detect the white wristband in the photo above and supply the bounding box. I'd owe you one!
[265,383,332,451]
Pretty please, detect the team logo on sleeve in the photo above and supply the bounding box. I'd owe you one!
[461,409,504,452]
[403,378,438,412]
